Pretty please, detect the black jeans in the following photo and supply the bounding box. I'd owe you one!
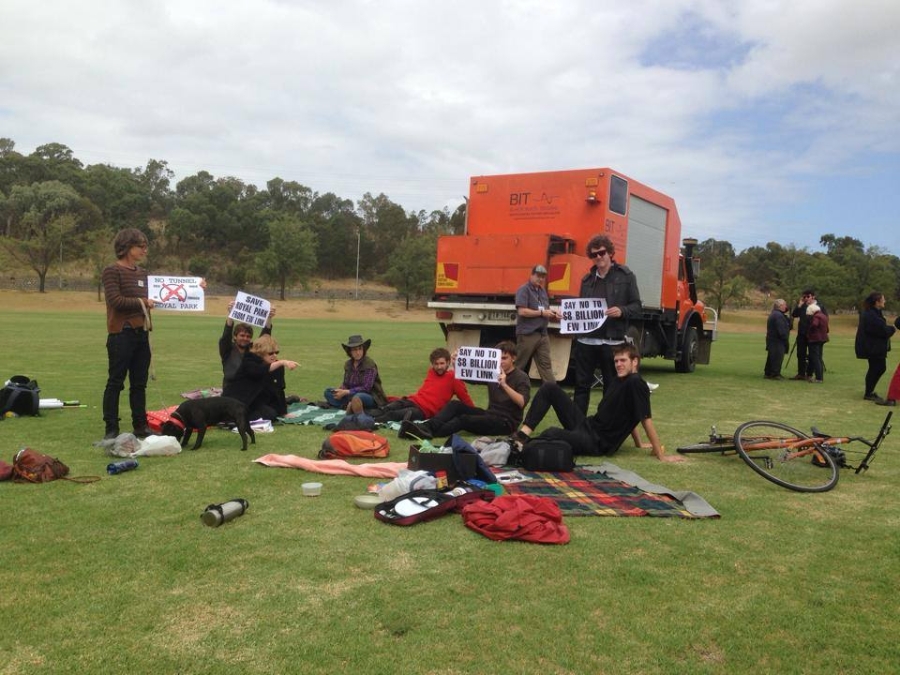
[103,328,151,430]
[427,400,513,437]
[522,383,597,455]
[573,342,616,415]
[865,357,887,396]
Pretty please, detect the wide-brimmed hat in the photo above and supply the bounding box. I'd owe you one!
[342,334,372,355]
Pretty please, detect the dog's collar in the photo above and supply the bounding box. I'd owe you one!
[167,412,186,430]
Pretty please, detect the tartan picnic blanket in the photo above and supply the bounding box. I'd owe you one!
[502,464,719,518]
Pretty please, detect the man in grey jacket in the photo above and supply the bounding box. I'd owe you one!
[573,235,643,415]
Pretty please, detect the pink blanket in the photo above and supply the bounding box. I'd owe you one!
[254,454,407,478]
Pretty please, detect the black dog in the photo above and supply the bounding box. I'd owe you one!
[160,397,255,451]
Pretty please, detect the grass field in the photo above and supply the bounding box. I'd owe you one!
[1,297,897,675]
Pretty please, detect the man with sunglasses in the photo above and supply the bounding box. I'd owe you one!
[790,289,828,381]
[573,235,643,415]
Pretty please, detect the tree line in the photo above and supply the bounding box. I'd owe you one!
[0,138,463,302]
[695,237,899,316]
[2,137,896,312]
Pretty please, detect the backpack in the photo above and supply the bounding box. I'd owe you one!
[319,430,390,459]
[334,413,376,431]
[0,376,41,417]
[12,447,70,483]
[518,438,576,472]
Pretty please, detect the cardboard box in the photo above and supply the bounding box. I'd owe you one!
[407,445,477,485]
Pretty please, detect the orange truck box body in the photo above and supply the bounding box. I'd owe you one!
[431,168,714,375]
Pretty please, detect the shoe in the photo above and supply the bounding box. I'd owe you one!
[314,400,333,409]
[863,393,884,402]
[103,428,120,441]
[791,374,807,380]
[132,424,155,439]
[285,394,302,405]
[876,399,896,407]
[399,419,432,440]
[810,379,823,384]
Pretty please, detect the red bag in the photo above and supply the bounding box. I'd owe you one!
[0,460,13,481]
[319,430,390,459]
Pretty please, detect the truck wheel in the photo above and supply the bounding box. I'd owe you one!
[676,327,698,373]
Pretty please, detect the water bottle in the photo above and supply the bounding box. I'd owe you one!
[107,459,139,475]
[201,499,249,527]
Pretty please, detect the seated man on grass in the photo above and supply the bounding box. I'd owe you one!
[371,348,475,423]
[514,343,683,463]
[399,341,530,440]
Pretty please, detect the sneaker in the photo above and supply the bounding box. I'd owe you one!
[399,419,432,440]
[863,393,884,402]
[876,399,896,406]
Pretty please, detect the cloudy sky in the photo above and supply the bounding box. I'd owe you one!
[2,0,898,255]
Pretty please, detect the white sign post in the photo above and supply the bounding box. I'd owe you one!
[148,276,206,311]
[228,291,272,329]
[455,346,502,383]
[559,298,609,334]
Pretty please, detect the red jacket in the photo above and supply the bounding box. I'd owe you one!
[408,369,474,418]
[807,311,829,344]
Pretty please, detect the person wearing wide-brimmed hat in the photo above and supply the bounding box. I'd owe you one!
[320,334,387,412]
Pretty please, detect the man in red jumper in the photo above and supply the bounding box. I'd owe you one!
[371,348,474,423]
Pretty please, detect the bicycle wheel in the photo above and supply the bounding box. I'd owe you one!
[677,438,737,454]
[734,421,839,492]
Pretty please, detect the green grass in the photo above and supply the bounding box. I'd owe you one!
[1,308,897,674]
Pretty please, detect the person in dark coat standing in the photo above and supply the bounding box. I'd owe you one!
[855,292,897,403]
[573,234,643,415]
[764,299,791,379]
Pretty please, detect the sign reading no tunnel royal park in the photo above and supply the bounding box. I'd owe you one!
[148,276,206,312]
[559,298,608,334]
[228,291,272,329]
[455,347,501,383]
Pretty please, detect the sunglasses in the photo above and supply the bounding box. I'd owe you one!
[588,249,609,259]
[268,351,280,356]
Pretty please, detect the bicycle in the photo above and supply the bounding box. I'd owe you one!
[676,412,892,492]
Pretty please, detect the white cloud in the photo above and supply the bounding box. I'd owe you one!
[1,0,897,253]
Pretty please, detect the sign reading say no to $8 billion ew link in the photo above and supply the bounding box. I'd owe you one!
[455,347,501,383]
[559,298,608,334]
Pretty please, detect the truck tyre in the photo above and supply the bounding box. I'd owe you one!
[676,326,698,373]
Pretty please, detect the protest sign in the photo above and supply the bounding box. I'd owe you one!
[559,298,608,334]
[148,276,205,311]
[228,292,271,329]
[455,346,501,383]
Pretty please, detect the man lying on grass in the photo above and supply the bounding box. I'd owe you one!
[514,343,684,463]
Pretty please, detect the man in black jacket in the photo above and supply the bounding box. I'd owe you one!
[573,234,643,415]
[790,289,827,380]
[764,299,791,379]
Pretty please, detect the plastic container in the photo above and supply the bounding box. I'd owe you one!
[302,482,323,497]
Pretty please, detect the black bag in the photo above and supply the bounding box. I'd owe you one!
[0,376,40,417]
[519,438,575,472]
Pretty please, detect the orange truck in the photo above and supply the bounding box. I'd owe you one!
[429,168,716,380]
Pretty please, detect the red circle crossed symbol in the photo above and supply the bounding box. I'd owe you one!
[159,284,188,302]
